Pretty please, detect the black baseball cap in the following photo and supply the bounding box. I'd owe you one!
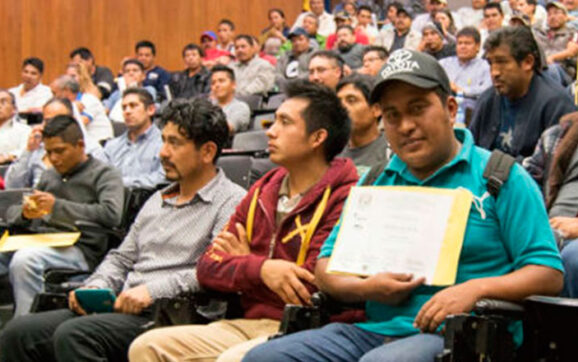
[370,49,451,103]
[288,27,308,39]
[397,6,414,19]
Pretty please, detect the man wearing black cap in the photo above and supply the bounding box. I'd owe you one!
[376,6,422,53]
[275,28,315,91]
[245,48,564,362]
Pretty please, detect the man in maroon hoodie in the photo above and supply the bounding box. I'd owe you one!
[129,80,358,362]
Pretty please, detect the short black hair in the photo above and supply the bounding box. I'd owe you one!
[22,57,44,74]
[285,79,350,162]
[362,45,389,60]
[42,114,83,144]
[456,26,481,44]
[182,43,205,58]
[336,73,376,104]
[336,25,355,34]
[310,50,345,74]
[526,0,537,6]
[160,98,229,163]
[123,58,145,71]
[484,26,542,71]
[135,40,156,56]
[210,65,236,82]
[387,2,403,13]
[219,19,235,30]
[268,8,285,19]
[69,47,93,60]
[234,34,254,46]
[122,88,154,108]
[358,4,373,14]
[484,2,503,16]
[43,98,73,116]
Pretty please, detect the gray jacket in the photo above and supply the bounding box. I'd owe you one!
[7,156,124,269]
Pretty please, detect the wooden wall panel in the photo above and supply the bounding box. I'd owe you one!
[0,0,303,89]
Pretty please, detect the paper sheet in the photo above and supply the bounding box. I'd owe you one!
[0,231,81,252]
[327,186,472,286]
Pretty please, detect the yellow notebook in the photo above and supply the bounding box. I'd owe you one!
[0,231,81,252]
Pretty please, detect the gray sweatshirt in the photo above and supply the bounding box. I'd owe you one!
[7,156,124,269]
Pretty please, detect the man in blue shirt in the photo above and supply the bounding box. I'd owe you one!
[135,40,171,102]
[245,49,564,361]
[439,26,491,111]
[104,88,165,188]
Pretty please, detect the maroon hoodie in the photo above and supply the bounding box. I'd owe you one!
[197,157,358,320]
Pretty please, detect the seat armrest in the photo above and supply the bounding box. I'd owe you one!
[473,298,525,319]
[43,268,91,284]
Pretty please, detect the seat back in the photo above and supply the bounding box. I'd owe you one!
[217,155,253,190]
[232,130,268,152]
[0,165,9,178]
[111,121,127,137]
[236,94,263,113]
[0,188,32,224]
[266,93,286,109]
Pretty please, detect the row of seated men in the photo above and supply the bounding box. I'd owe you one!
[4,0,577,147]
[0,29,576,361]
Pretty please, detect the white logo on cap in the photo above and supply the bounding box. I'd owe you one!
[380,49,420,79]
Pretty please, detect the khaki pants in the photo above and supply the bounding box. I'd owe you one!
[128,318,280,362]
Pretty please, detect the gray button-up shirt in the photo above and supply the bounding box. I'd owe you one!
[83,169,246,299]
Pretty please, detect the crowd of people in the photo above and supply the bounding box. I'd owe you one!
[0,0,578,360]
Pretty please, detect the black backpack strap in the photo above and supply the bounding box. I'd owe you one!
[362,160,389,186]
[483,150,516,198]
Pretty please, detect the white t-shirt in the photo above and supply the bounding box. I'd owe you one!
[9,83,53,112]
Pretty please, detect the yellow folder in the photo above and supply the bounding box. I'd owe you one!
[0,231,81,252]
[327,186,473,286]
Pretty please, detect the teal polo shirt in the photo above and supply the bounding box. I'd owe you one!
[319,128,563,338]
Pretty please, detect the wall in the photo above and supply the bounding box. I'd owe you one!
[0,0,303,88]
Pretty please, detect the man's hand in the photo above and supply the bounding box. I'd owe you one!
[212,223,250,256]
[414,280,481,333]
[68,287,97,315]
[22,191,54,219]
[114,285,152,315]
[450,82,462,94]
[31,191,55,216]
[260,260,315,305]
[0,154,16,164]
[550,216,578,239]
[361,272,425,305]
[27,126,43,152]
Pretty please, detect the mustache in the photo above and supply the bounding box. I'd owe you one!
[161,159,176,168]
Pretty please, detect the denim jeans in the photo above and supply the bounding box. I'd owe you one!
[243,322,444,362]
[561,239,578,298]
[0,246,88,317]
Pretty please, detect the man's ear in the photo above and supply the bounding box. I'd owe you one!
[146,104,156,117]
[201,141,218,164]
[310,128,328,149]
[446,96,458,126]
[521,53,535,72]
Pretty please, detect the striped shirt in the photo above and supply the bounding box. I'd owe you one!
[83,169,246,299]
